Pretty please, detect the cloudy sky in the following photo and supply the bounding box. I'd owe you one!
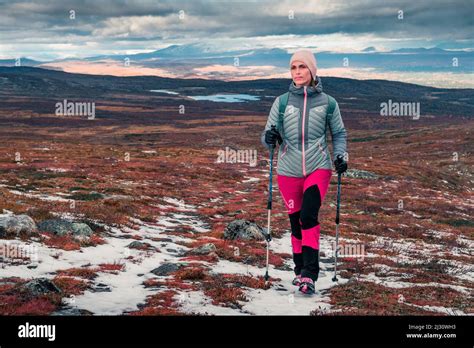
[0,0,472,87]
[1,0,473,60]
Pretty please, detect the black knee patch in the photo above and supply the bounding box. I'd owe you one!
[300,185,321,230]
[289,211,302,239]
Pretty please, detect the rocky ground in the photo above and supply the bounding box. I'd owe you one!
[0,72,472,316]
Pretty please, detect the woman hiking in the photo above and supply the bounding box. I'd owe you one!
[261,50,348,295]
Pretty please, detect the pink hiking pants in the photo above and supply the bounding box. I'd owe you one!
[277,168,332,281]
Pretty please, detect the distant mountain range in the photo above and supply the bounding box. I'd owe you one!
[0,58,43,66]
[1,43,472,74]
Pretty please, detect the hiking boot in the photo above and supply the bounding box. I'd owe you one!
[292,274,302,286]
[298,277,315,295]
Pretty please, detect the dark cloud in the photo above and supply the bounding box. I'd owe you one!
[0,0,472,58]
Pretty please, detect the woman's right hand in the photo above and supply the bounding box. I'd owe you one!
[265,127,282,146]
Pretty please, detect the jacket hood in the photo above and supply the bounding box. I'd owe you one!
[288,75,323,96]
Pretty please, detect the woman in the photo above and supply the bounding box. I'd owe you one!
[261,50,348,295]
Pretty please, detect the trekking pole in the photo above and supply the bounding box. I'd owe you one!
[263,125,277,282]
[332,172,342,282]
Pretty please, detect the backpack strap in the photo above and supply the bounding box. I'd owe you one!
[326,95,336,117]
[324,94,337,142]
[278,92,289,137]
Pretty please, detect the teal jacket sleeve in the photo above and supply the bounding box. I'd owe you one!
[260,96,281,150]
[328,100,347,159]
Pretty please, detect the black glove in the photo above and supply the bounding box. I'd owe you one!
[334,154,348,174]
[264,127,283,147]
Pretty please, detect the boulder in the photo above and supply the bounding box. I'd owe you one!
[187,243,217,255]
[38,219,71,236]
[71,222,94,238]
[22,278,62,296]
[0,214,37,237]
[151,262,186,276]
[127,241,153,250]
[38,219,93,240]
[223,219,265,241]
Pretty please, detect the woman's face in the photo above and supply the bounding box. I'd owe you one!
[291,60,312,87]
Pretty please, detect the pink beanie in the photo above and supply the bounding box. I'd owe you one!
[289,50,318,80]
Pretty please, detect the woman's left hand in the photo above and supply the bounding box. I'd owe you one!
[334,154,348,174]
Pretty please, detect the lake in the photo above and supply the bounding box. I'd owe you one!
[188,94,260,103]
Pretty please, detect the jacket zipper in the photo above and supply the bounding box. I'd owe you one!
[302,86,307,176]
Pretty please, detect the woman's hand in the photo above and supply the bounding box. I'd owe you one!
[334,154,348,174]
[264,127,283,147]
